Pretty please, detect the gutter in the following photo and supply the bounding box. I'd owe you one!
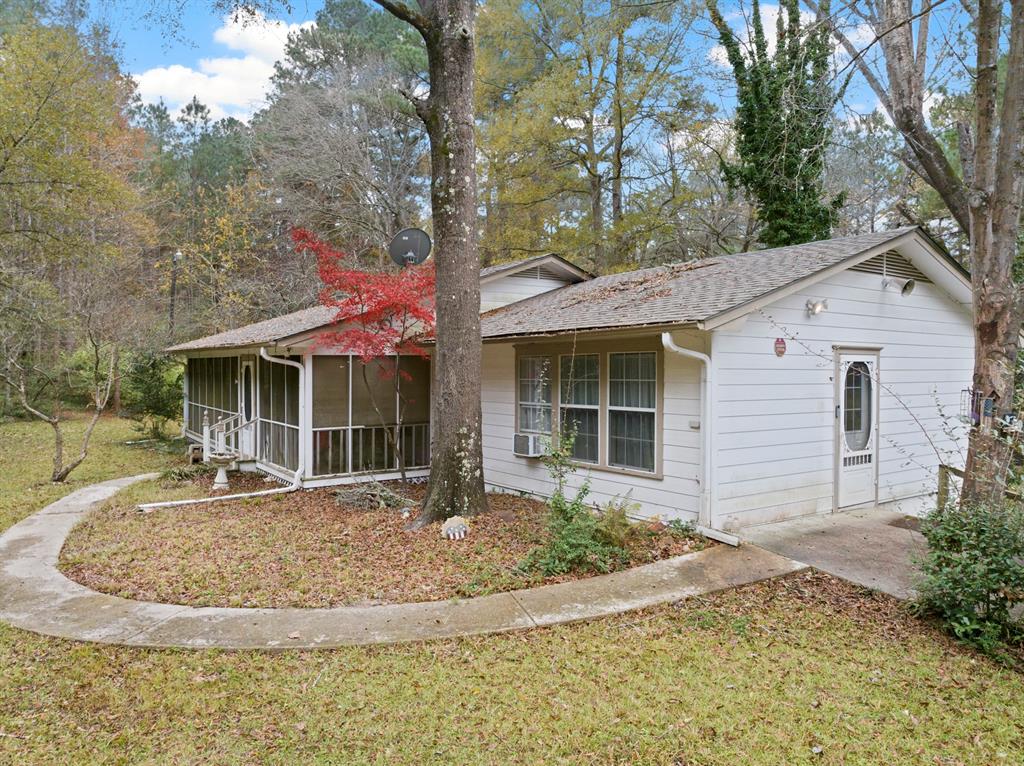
[660,332,740,546]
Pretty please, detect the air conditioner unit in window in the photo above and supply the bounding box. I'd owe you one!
[513,433,546,457]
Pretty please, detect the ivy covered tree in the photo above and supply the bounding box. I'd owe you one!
[707,0,843,248]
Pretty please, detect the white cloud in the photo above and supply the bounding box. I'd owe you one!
[133,12,313,122]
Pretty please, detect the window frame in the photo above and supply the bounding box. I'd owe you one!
[513,340,662,479]
[517,355,553,435]
[606,351,658,473]
[558,353,600,464]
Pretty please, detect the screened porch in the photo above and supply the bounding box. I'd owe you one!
[310,355,431,478]
[182,352,431,481]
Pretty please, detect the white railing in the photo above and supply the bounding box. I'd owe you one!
[312,422,429,477]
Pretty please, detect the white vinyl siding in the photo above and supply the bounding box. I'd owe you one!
[710,263,973,530]
[483,334,703,522]
[480,272,569,311]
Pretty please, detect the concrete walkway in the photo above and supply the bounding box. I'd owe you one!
[740,506,926,600]
[0,475,806,650]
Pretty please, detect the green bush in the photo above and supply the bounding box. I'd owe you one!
[915,499,1024,654]
[122,352,183,439]
[594,496,642,549]
[521,432,628,576]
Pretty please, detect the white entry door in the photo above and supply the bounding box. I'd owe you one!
[836,352,879,508]
[238,360,256,458]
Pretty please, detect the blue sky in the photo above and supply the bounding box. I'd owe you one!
[95,1,892,125]
[100,1,324,120]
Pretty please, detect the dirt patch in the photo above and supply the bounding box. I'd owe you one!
[59,475,707,608]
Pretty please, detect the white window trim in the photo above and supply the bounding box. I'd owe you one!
[518,355,553,435]
[558,353,600,464]
[606,351,658,473]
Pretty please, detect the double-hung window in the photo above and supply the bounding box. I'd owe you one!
[608,352,657,472]
[559,354,599,463]
[518,356,552,433]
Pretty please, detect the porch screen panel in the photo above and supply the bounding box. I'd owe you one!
[186,356,238,434]
[257,356,300,471]
[312,356,349,476]
[398,356,431,469]
[351,359,398,425]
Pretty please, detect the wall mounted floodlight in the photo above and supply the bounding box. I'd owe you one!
[805,298,829,317]
[882,277,916,296]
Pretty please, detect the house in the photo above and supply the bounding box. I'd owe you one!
[168,227,974,536]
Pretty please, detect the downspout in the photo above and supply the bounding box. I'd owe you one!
[138,467,303,512]
[661,332,740,546]
[139,347,307,512]
[260,346,307,480]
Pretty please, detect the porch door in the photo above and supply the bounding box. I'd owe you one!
[836,352,879,508]
[238,359,256,458]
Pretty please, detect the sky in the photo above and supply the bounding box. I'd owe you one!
[89,0,954,127]
[103,2,324,121]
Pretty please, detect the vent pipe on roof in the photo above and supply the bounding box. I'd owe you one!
[661,332,739,547]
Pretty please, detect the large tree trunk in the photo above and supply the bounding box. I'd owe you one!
[372,0,488,526]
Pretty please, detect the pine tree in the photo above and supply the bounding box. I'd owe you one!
[708,0,844,247]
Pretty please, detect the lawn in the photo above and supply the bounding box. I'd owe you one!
[1,416,1023,765]
[59,474,704,608]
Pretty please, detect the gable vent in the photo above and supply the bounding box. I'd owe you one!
[850,251,931,283]
[510,264,566,281]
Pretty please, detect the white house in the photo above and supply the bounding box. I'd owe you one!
[169,227,974,536]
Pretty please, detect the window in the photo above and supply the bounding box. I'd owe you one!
[608,352,656,472]
[559,354,599,463]
[518,356,552,433]
[844,361,872,451]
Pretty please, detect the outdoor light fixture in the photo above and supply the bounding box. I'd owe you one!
[882,276,916,296]
[805,298,829,317]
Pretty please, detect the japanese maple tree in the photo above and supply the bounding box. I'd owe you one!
[293,228,435,481]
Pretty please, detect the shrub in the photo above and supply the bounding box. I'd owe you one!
[122,351,183,439]
[595,496,642,549]
[521,432,628,576]
[915,499,1024,654]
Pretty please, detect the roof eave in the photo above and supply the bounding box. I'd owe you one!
[697,229,923,331]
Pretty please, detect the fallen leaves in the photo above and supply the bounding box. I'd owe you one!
[59,477,706,609]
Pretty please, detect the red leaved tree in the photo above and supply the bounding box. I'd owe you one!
[293,228,435,482]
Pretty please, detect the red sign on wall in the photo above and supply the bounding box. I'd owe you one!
[774,338,787,357]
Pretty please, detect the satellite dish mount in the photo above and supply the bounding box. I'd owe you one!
[388,228,432,268]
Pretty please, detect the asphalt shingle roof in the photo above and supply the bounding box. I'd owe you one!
[169,228,922,351]
[479,228,918,339]
[166,306,336,352]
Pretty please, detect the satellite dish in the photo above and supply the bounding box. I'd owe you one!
[388,228,432,268]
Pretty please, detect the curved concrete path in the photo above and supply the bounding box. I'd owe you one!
[0,474,805,650]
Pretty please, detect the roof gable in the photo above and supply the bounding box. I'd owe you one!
[479,227,968,340]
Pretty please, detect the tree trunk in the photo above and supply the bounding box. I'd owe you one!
[610,25,625,266]
[371,0,488,526]
[961,0,1024,505]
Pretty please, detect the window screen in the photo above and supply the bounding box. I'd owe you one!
[312,356,349,428]
[518,356,552,433]
[608,352,656,472]
[397,356,431,424]
[559,354,599,463]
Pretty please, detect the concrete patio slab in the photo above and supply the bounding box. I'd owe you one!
[0,475,807,650]
[739,506,927,599]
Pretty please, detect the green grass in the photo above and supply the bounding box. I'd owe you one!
[1,416,1023,765]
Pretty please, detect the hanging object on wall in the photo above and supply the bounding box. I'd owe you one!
[774,338,787,357]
